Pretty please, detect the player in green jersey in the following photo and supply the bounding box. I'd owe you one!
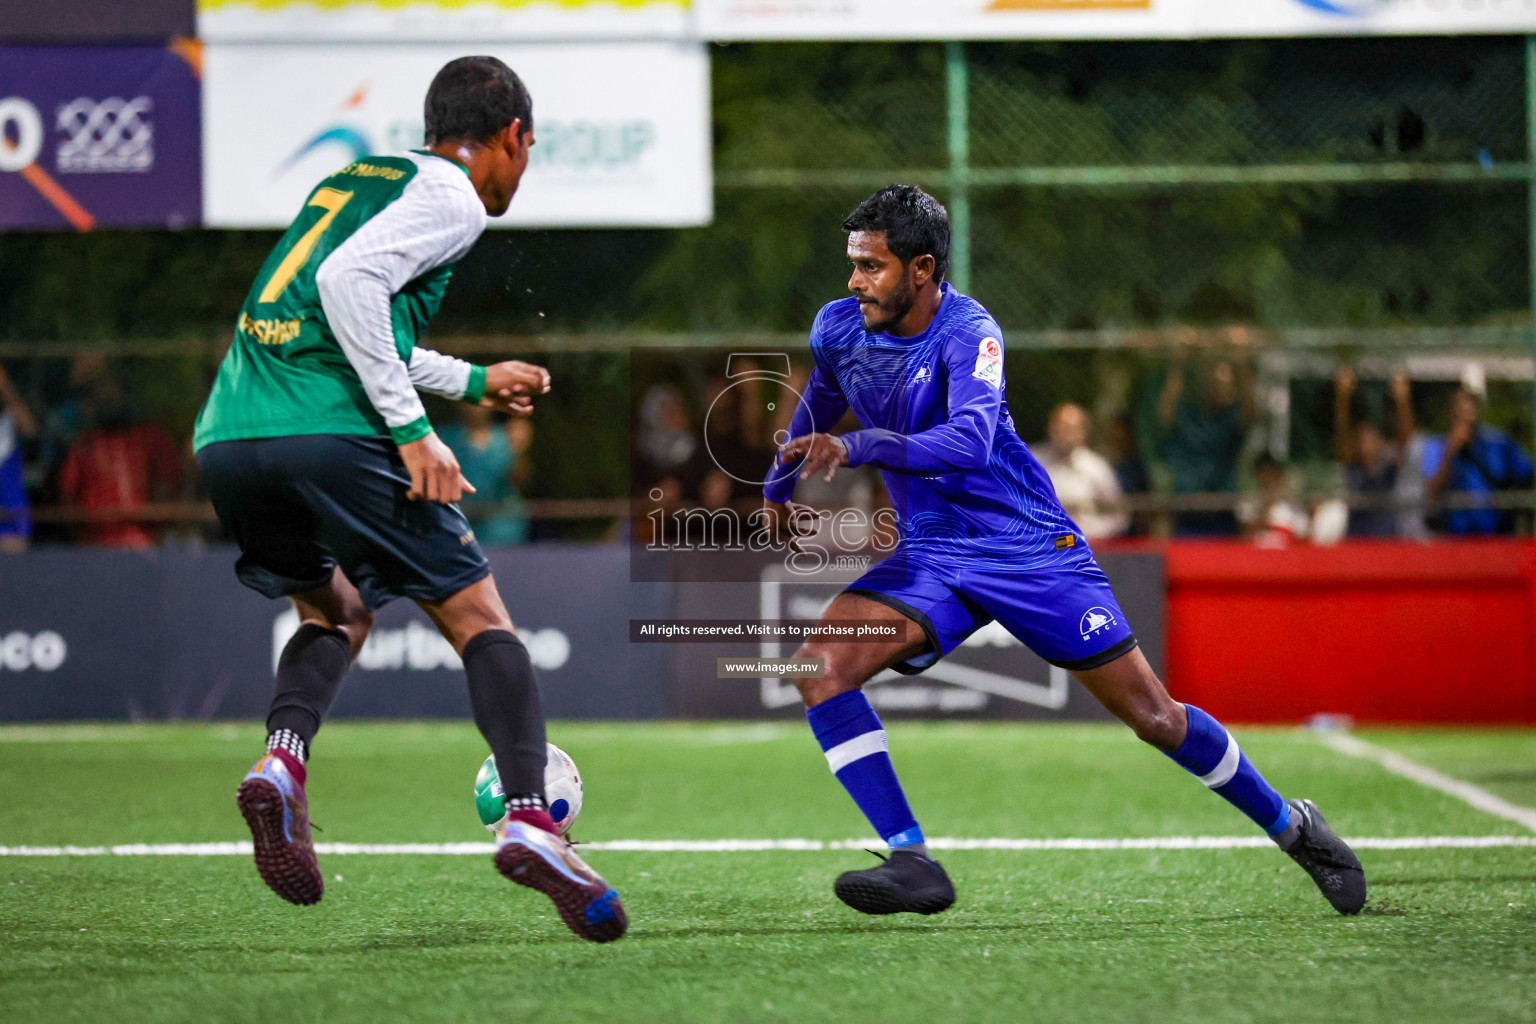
[194,57,627,943]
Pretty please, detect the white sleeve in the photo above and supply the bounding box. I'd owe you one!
[314,170,485,441]
[408,347,474,400]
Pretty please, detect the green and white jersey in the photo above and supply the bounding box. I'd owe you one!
[193,151,489,452]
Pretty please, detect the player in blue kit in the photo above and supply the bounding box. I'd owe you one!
[763,185,1366,917]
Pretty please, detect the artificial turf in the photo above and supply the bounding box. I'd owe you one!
[1,722,1533,1023]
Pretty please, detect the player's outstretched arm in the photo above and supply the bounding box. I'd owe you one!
[482,360,551,415]
[408,349,551,416]
[836,329,1003,476]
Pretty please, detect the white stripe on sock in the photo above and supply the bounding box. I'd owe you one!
[1198,733,1241,789]
[824,730,888,774]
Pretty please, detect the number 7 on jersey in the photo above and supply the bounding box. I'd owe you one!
[258,188,354,303]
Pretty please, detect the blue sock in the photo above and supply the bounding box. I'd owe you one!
[806,690,923,848]
[1166,704,1292,838]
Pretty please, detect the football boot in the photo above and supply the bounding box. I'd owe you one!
[1280,798,1367,915]
[494,817,627,942]
[834,848,956,916]
[237,753,323,906]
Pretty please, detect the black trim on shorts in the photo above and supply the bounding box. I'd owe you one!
[1049,634,1139,672]
[845,586,940,676]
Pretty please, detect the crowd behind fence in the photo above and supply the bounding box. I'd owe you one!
[3,38,1535,550]
[3,338,1531,552]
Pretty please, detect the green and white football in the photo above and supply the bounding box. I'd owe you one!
[474,742,583,836]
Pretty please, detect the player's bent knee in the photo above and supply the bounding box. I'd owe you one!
[1128,703,1184,752]
[793,644,866,706]
[332,610,375,659]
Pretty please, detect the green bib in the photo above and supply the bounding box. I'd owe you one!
[193,155,459,451]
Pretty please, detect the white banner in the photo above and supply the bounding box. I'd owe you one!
[202,43,711,228]
[698,0,1178,41]
[697,0,1536,40]
[1192,0,1536,39]
[198,0,691,43]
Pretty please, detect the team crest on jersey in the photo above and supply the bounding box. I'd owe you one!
[974,337,1003,386]
[912,366,931,384]
[1079,606,1116,640]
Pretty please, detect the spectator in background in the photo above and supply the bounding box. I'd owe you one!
[439,404,532,547]
[1036,402,1127,539]
[635,383,697,494]
[1107,414,1151,537]
[634,383,698,546]
[1423,383,1534,536]
[0,364,37,552]
[1237,452,1309,548]
[57,375,182,548]
[39,353,107,475]
[1333,366,1414,538]
[1156,345,1256,537]
[685,373,773,511]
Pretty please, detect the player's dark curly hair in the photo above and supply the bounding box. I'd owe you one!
[423,56,533,146]
[842,185,951,282]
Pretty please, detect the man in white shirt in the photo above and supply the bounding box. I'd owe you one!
[1036,403,1128,540]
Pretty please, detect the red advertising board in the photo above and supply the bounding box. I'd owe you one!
[1162,540,1536,725]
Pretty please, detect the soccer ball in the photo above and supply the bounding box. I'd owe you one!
[474,743,583,836]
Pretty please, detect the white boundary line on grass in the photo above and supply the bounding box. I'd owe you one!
[1319,732,1536,833]
[0,835,1533,857]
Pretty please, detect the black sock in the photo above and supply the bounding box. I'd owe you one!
[265,623,352,756]
[463,629,547,799]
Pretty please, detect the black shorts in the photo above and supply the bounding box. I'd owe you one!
[197,434,491,611]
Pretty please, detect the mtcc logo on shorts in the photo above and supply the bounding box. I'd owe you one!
[1079,607,1116,641]
[0,631,67,672]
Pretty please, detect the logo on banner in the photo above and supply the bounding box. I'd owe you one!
[755,572,1072,714]
[272,608,570,673]
[274,83,375,180]
[55,97,154,173]
[1289,0,1378,14]
[0,97,44,173]
[987,0,1151,8]
[0,630,67,672]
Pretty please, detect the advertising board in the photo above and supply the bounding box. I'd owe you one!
[202,42,710,229]
[199,0,690,43]
[0,45,201,230]
[698,0,1536,39]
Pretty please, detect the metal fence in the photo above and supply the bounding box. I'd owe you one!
[4,37,1536,540]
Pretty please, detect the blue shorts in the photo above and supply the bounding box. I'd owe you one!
[0,449,29,540]
[848,546,1138,674]
[196,434,491,611]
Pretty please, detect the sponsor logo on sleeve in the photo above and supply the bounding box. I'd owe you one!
[974,336,1003,386]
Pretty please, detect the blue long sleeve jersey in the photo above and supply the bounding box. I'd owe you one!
[764,284,1083,567]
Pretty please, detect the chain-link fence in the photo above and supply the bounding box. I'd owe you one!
[4,37,1536,544]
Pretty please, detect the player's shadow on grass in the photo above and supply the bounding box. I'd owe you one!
[1473,770,1536,785]
[1371,874,1536,888]
[637,922,1033,940]
[636,915,1259,941]
[351,922,502,950]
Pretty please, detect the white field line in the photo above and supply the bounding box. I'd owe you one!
[1319,732,1536,833]
[0,835,1533,857]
